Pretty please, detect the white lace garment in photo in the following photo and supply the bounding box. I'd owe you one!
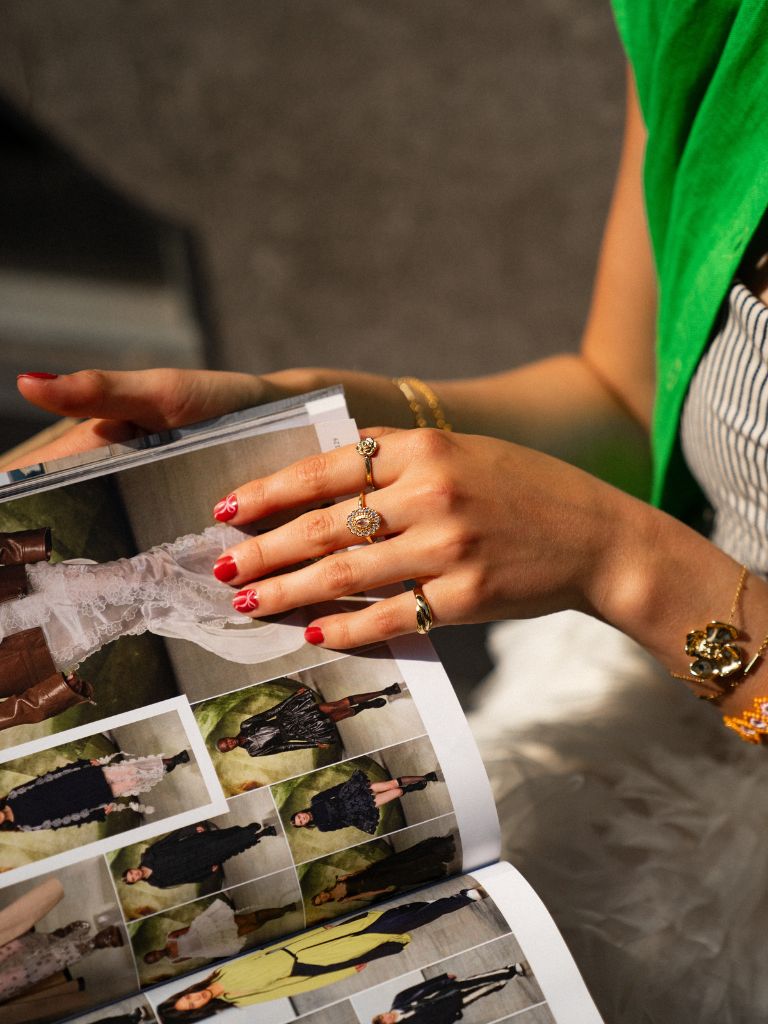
[0,524,306,672]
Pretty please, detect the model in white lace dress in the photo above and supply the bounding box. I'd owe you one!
[0,525,306,674]
[142,897,297,966]
[0,919,124,1003]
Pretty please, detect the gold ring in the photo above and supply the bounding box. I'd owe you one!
[355,437,379,490]
[413,586,434,634]
[346,493,381,544]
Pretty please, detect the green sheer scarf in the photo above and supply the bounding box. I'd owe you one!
[611,0,768,517]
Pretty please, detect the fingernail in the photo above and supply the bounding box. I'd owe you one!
[213,493,238,522]
[304,626,325,645]
[213,555,238,582]
[17,372,59,381]
[233,589,259,612]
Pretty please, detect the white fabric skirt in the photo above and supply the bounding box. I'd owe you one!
[469,611,768,1024]
[174,898,243,961]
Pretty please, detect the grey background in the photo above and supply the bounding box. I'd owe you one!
[0,0,624,379]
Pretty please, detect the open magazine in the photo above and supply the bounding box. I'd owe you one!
[0,389,603,1024]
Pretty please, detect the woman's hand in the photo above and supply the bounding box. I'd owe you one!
[213,426,768,731]
[211,427,636,649]
[4,366,414,471]
[3,369,287,470]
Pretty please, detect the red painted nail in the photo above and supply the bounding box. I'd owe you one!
[304,626,325,645]
[233,589,259,612]
[17,372,59,380]
[213,493,238,522]
[213,555,238,582]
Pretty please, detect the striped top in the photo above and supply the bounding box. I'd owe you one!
[680,281,768,572]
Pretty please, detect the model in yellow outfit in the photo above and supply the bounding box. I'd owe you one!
[158,890,484,1020]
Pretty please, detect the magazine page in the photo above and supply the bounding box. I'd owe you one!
[0,401,501,1021]
[0,386,349,498]
[0,415,356,757]
[8,864,602,1024]
[111,862,599,1024]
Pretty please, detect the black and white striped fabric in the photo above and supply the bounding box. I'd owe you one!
[681,281,768,571]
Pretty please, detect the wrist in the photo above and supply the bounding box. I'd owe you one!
[261,368,415,428]
[590,493,768,719]
[585,492,738,667]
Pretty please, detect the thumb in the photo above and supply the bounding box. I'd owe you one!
[16,368,272,430]
[0,417,141,472]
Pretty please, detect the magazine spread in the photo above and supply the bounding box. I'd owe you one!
[0,390,603,1024]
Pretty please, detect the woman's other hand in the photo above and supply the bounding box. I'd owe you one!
[5,366,415,472]
[3,369,286,470]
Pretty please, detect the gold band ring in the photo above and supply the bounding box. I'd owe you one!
[413,586,434,634]
[355,437,379,490]
[346,492,381,544]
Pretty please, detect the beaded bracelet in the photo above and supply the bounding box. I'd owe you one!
[723,696,768,744]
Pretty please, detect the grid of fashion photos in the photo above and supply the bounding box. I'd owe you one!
[0,394,603,1024]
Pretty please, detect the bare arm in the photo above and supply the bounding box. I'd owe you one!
[433,69,655,495]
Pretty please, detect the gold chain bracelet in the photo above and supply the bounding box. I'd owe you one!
[670,565,768,703]
[392,377,453,431]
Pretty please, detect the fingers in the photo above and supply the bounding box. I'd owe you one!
[212,427,404,524]
[16,369,271,431]
[214,489,407,584]
[302,584,443,649]
[0,417,138,472]
[228,535,431,617]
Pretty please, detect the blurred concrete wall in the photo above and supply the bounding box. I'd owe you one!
[0,0,625,379]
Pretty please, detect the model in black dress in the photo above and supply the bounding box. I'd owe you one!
[215,683,401,757]
[290,769,439,835]
[0,749,189,831]
[311,833,456,905]
[121,820,278,888]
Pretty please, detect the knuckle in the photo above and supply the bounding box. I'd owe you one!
[440,523,475,563]
[77,369,109,414]
[242,478,266,513]
[371,601,401,637]
[242,540,267,578]
[417,475,462,514]
[160,371,202,426]
[453,568,487,615]
[321,556,357,594]
[412,427,453,461]
[265,574,285,607]
[294,455,329,492]
[434,476,462,507]
[331,617,353,648]
[300,509,334,548]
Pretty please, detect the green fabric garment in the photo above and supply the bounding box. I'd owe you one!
[611,0,768,518]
